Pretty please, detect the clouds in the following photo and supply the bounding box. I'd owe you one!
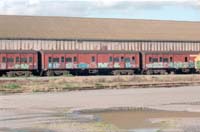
[0,0,199,21]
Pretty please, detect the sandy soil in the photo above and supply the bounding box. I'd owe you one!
[1,86,200,131]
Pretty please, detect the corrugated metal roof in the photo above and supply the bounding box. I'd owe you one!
[0,15,200,41]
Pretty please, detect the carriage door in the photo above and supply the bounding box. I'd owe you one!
[97,53,113,69]
[52,54,60,69]
[14,54,21,70]
[1,53,6,70]
[26,53,34,69]
[60,54,66,69]
[124,54,133,68]
[73,54,78,69]
[20,53,29,70]
[113,54,124,68]
[65,54,74,69]
[6,54,15,70]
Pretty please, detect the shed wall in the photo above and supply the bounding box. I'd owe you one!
[0,39,200,52]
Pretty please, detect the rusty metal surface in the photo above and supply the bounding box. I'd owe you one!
[0,52,38,70]
[41,51,140,70]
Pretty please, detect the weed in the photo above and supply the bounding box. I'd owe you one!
[63,83,76,89]
[95,83,104,89]
[3,83,21,89]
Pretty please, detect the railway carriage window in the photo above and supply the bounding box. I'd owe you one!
[2,57,6,63]
[149,57,152,62]
[92,56,95,62]
[53,58,59,63]
[125,58,130,63]
[109,56,113,62]
[48,57,52,63]
[163,58,168,63]
[152,58,158,63]
[114,57,119,62]
[185,57,188,62]
[170,57,173,62]
[21,58,27,63]
[7,58,14,62]
[121,57,124,62]
[132,57,135,63]
[160,57,163,62]
[61,57,64,63]
[29,57,33,63]
[66,57,72,62]
[74,57,77,62]
[16,57,20,62]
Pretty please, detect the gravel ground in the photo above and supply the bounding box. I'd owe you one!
[1,86,200,131]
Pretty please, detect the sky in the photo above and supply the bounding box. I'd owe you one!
[0,0,200,21]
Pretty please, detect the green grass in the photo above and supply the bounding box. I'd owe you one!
[63,83,77,89]
[3,83,21,89]
[95,83,104,89]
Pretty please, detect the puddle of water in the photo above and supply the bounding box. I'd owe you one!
[94,110,200,130]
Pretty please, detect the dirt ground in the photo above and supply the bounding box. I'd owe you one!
[1,75,200,93]
[1,86,200,131]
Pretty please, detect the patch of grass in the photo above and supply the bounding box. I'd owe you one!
[32,89,42,92]
[3,83,21,89]
[95,83,104,89]
[63,83,77,89]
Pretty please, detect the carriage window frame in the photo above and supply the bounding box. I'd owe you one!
[170,57,173,62]
[124,58,131,63]
[91,56,95,62]
[66,57,72,62]
[163,58,169,63]
[48,57,52,63]
[109,56,113,62]
[149,57,152,63]
[114,57,120,62]
[61,56,65,63]
[21,58,27,63]
[29,57,33,63]
[16,57,20,63]
[7,58,14,63]
[53,58,59,63]
[152,58,158,63]
[121,56,124,62]
[74,56,77,62]
[185,57,188,62]
[160,57,163,62]
[132,57,135,63]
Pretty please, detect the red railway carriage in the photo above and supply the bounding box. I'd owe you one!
[0,50,38,77]
[142,51,199,74]
[40,50,140,76]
